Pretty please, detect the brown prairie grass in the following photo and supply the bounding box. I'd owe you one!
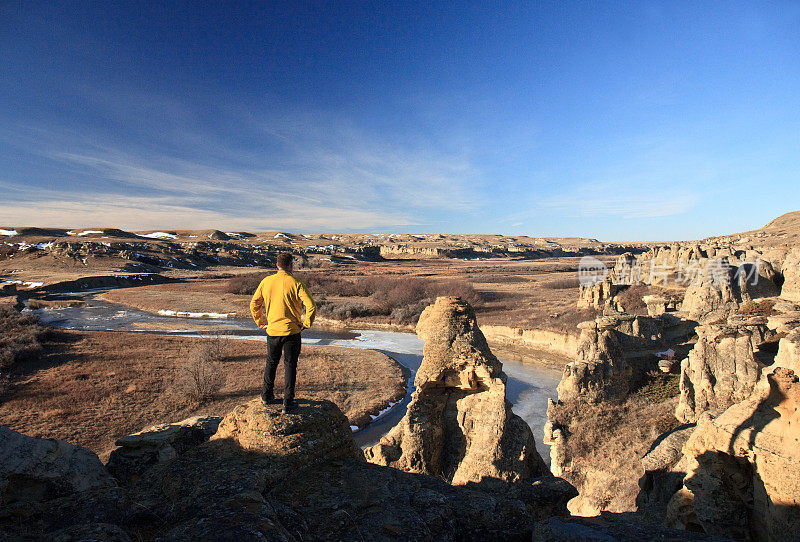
[550,374,681,514]
[102,256,604,335]
[0,305,43,371]
[0,330,405,459]
[736,298,776,316]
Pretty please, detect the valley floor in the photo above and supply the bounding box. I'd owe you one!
[0,329,405,459]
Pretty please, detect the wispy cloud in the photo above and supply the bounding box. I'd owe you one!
[1,101,483,231]
[542,180,699,219]
[0,195,413,231]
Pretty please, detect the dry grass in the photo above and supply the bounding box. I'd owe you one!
[0,306,43,371]
[550,373,681,514]
[614,284,651,315]
[736,298,776,316]
[540,277,581,289]
[0,330,405,458]
[100,257,607,335]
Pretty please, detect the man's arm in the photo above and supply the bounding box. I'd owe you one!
[249,280,267,328]
[298,281,316,328]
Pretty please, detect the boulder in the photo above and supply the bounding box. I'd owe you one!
[106,415,222,484]
[364,296,548,484]
[0,427,130,540]
[665,329,800,540]
[675,322,773,424]
[211,398,360,464]
[0,426,116,504]
[681,258,740,323]
[643,294,668,316]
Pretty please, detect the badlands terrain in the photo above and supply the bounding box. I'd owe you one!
[1,211,800,540]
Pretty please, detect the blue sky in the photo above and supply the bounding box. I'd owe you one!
[1,1,799,240]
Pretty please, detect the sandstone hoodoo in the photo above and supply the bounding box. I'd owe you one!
[365,296,548,484]
[675,318,777,424]
[660,328,800,540]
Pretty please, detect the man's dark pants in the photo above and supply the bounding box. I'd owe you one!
[263,332,301,405]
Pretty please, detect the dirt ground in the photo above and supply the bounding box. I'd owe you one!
[100,257,610,334]
[0,330,405,459]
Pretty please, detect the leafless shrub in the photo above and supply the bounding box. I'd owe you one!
[614,284,650,314]
[0,306,43,370]
[737,298,776,316]
[225,273,263,295]
[427,279,484,308]
[175,342,227,403]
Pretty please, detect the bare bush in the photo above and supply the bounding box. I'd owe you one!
[614,284,650,315]
[737,298,776,316]
[175,342,227,403]
[0,306,43,370]
[549,378,681,513]
[225,273,263,295]
[227,269,488,325]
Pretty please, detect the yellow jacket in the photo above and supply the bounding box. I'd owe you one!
[249,270,316,336]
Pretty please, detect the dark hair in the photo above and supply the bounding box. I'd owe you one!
[277,252,294,269]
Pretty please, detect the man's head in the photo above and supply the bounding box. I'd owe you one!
[276,252,294,271]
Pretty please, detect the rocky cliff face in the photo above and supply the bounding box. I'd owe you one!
[675,319,776,424]
[364,296,548,484]
[662,329,800,540]
[636,329,800,541]
[781,247,800,303]
[0,397,576,540]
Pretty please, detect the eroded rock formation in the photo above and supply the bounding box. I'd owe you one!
[781,247,800,303]
[106,415,222,484]
[663,328,800,540]
[0,397,577,540]
[365,296,548,484]
[675,319,776,424]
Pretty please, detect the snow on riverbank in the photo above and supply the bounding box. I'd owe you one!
[157,309,236,319]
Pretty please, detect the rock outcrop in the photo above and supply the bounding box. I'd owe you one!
[1,398,577,540]
[365,296,548,484]
[106,415,222,484]
[555,314,667,401]
[662,329,800,540]
[577,276,618,310]
[675,319,776,424]
[681,257,741,322]
[681,258,780,323]
[0,426,129,541]
[781,247,800,303]
[0,426,116,503]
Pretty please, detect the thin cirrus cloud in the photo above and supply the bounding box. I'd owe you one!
[542,181,699,219]
[0,195,412,231]
[1,115,482,231]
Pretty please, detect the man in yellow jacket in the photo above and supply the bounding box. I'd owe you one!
[250,252,316,413]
